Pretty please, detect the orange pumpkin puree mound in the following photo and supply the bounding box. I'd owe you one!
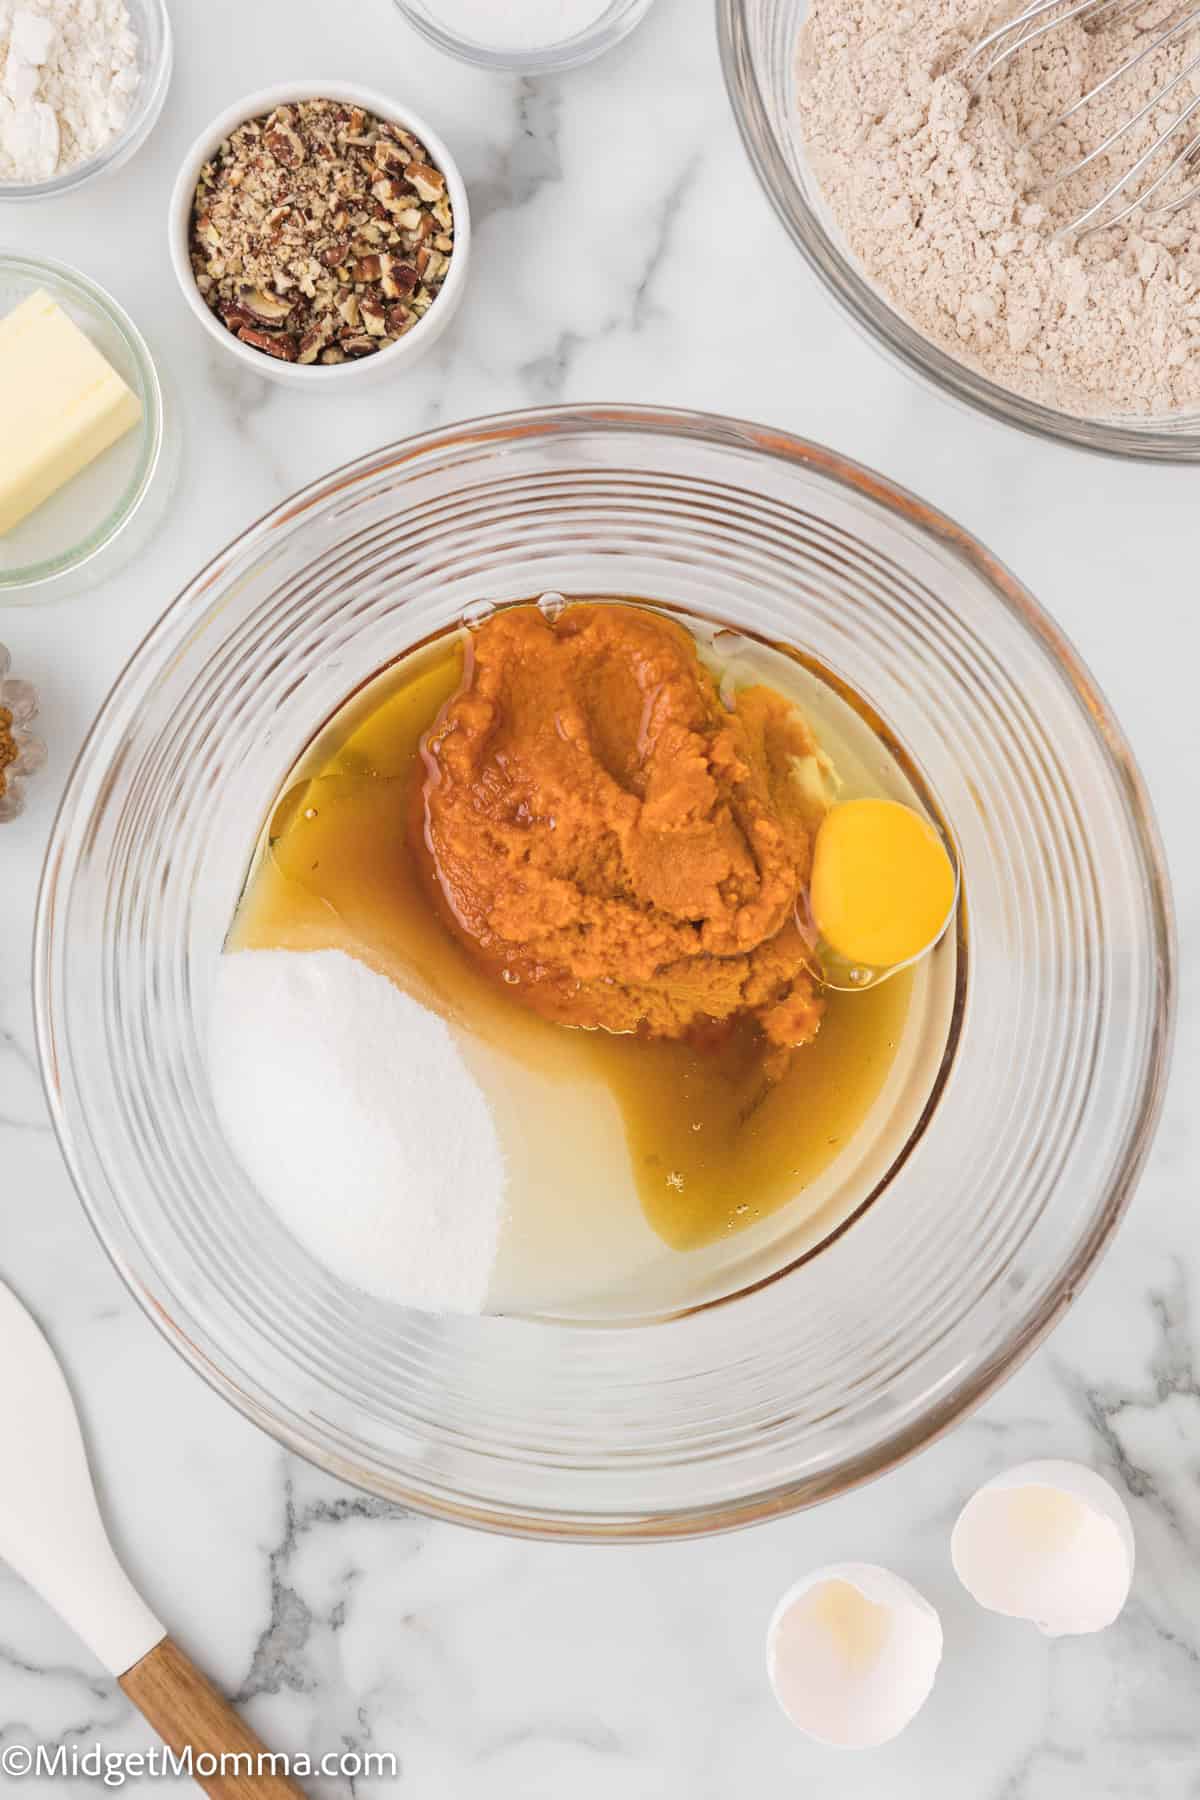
[419,603,827,1052]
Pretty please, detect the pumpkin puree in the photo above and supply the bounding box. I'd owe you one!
[419,603,828,1053]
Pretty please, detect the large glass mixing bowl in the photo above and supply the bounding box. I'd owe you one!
[718,0,1200,462]
[35,407,1174,1538]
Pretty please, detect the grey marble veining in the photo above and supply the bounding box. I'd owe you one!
[1,0,1197,1793]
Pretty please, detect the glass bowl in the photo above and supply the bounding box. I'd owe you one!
[0,0,171,202]
[718,0,1200,463]
[35,405,1174,1538]
[393,0,657,73]
[0,254,173,605]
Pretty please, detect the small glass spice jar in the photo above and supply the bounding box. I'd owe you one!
[0,646,46,821]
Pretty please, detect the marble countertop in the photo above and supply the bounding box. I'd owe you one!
[2,1,1197,1794]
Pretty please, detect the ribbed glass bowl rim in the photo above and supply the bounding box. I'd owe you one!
[392,0,656,72]
[34,404,1176,1538]
[0,0,172,202]
[716,0,1200,464]
[0,253,165,593]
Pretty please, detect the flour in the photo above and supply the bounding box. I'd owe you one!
[0,0,139,183]
[796,0,1200,416]
[421,0,609,50]
[208,949,508,1316]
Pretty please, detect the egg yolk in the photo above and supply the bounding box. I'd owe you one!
[810,799,955,971]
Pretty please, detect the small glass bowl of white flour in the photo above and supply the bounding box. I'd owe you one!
[0,0,171,201]
[393,0,657,74]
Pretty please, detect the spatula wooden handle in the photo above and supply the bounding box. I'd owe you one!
[120,1637,307,1799]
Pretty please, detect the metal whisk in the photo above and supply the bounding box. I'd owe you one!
[964,0,1200,236]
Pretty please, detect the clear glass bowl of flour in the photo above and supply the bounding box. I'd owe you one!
[0,0,171,201]
[393,0,657,72]
[719,0,1200,463]
[35,406,1173,1536]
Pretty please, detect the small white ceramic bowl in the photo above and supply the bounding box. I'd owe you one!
[168,81,471,390]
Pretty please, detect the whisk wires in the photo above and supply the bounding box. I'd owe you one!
[963,0,1200,234]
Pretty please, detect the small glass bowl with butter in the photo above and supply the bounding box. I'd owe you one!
[0,254,171,605]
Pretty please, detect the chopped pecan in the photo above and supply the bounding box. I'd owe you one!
[379,255,417,298]
[360,292,389,336]
[415,247,450,284]
[237,326,298,361]
[297,325,330,364]
[219,303,259,332]
[372,177,411,212]
[188,97,455,370]
[238,286,294,323]
[264,109,306,167]
[408,163,445,203]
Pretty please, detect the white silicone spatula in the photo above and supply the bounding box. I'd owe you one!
[0,1279,305,1799]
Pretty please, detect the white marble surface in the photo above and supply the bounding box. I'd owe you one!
[1,0,1197,1794]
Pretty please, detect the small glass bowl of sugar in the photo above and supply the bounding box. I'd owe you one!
[393,0,658,73]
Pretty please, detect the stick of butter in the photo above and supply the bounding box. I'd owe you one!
[0,290,143,537]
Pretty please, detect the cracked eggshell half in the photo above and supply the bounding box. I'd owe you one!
[766,1562,943,1749]
[951,1460,1134,1637]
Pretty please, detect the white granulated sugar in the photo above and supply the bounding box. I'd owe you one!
[0,0,139,184]
[422,0,608,50]
[208,949,507,1316]
[796,0,1200,416]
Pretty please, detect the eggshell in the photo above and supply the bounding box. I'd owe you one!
[766,1562,943,1748]
[951,1459,1134,1637]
